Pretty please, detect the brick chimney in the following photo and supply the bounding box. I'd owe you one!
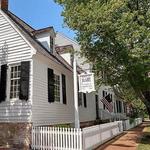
[0,0,8,11]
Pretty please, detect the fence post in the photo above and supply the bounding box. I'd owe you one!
[79,128,82,150]
[99,125,102,145]
[82,129,85,150]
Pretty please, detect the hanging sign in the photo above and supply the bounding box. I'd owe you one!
[78,73,95,93]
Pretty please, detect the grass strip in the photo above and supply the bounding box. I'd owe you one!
[138,126,150,150]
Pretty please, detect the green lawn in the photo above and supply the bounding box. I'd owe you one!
[138,126,150,150]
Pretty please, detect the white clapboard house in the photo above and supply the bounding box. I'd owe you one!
[0,0,99,133]
[0,0,83,147]
[0,1,73,127]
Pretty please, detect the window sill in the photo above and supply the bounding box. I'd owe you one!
[49,101,67,105]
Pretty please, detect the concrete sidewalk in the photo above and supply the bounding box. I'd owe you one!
[96,121,150,150]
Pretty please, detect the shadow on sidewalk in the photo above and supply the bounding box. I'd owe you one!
[95,121,150,150]
[137,121,150,146]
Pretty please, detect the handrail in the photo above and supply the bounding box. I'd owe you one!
[99,108,127,120]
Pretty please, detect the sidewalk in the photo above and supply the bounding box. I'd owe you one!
[96,121,150,150]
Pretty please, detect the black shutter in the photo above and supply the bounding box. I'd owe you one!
[102,90,105,97]
[0,64,7,102]
[116,101,119,113]
[78,82,82,106]
[78,93,82,106]
[83,93,87,108]
[62,74,67,104]
[119,101,122,113]
[102,90,105,109]
[19,61,30,101]
[95,95,99,119]
[48,68,55,103]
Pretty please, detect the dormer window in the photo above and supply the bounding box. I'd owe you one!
[50,36,54,52]
[33,27,56,53]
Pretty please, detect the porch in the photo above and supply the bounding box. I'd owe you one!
[99,108,127,121]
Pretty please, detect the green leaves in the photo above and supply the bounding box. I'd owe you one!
[56,0,150,111]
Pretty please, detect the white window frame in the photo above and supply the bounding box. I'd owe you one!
[53,71,63,104]
[50,36,54,52]
[7,63,21,101]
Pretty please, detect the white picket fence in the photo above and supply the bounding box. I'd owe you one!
[32,127,82,150]
[123,118,142,130]
[82,121,123,150]
[31,121,124,150]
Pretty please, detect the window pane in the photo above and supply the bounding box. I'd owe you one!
[10,65,21,99]
[54,74,60,102]
[15,66,17,71]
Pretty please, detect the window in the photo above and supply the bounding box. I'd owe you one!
[10,65,21,99]
[116,100,122,113]
[54,74,60,102]
[50,36,54,52]
[41,41,50,50]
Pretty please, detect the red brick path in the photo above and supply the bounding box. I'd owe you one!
[96,122,149,150]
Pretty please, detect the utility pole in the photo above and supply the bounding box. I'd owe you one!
[73,56,80,128]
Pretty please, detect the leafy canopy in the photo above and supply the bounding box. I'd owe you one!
[56,0,150,107]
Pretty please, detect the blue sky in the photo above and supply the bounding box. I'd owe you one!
[9,0,75,39]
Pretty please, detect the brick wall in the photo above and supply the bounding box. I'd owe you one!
[0,123,32,150]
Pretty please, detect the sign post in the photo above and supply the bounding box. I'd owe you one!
[73,57,95,128]
[73,57,80,129]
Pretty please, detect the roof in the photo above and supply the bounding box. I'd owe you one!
[32,27,54,36]
[3,10,72,71]
[55,45,74,54]
[56,32,79,47]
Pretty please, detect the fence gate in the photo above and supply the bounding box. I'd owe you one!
[32,126,82,150]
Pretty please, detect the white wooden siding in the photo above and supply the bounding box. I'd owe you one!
[32,53,97,125]
[60,53,72,65]
[0,10,33,122]
[0,11,32,64]
[0,101,32,122]
[79,93,96,122]
[32,54,75,125]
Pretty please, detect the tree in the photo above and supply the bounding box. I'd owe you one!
[55,0,150,116]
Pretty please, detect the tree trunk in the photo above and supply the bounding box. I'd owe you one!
[135,90,150,119]
[146,107,150,119]
[142,91,150,119]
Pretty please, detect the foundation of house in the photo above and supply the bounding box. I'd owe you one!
[0,123,32,150]
[80,120,97,128]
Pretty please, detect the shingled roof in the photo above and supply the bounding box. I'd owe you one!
[32,27,54,36]
[55,45,74,54]
[2,10,73,71]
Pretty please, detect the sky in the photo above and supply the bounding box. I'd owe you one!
[9,0,75,39]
